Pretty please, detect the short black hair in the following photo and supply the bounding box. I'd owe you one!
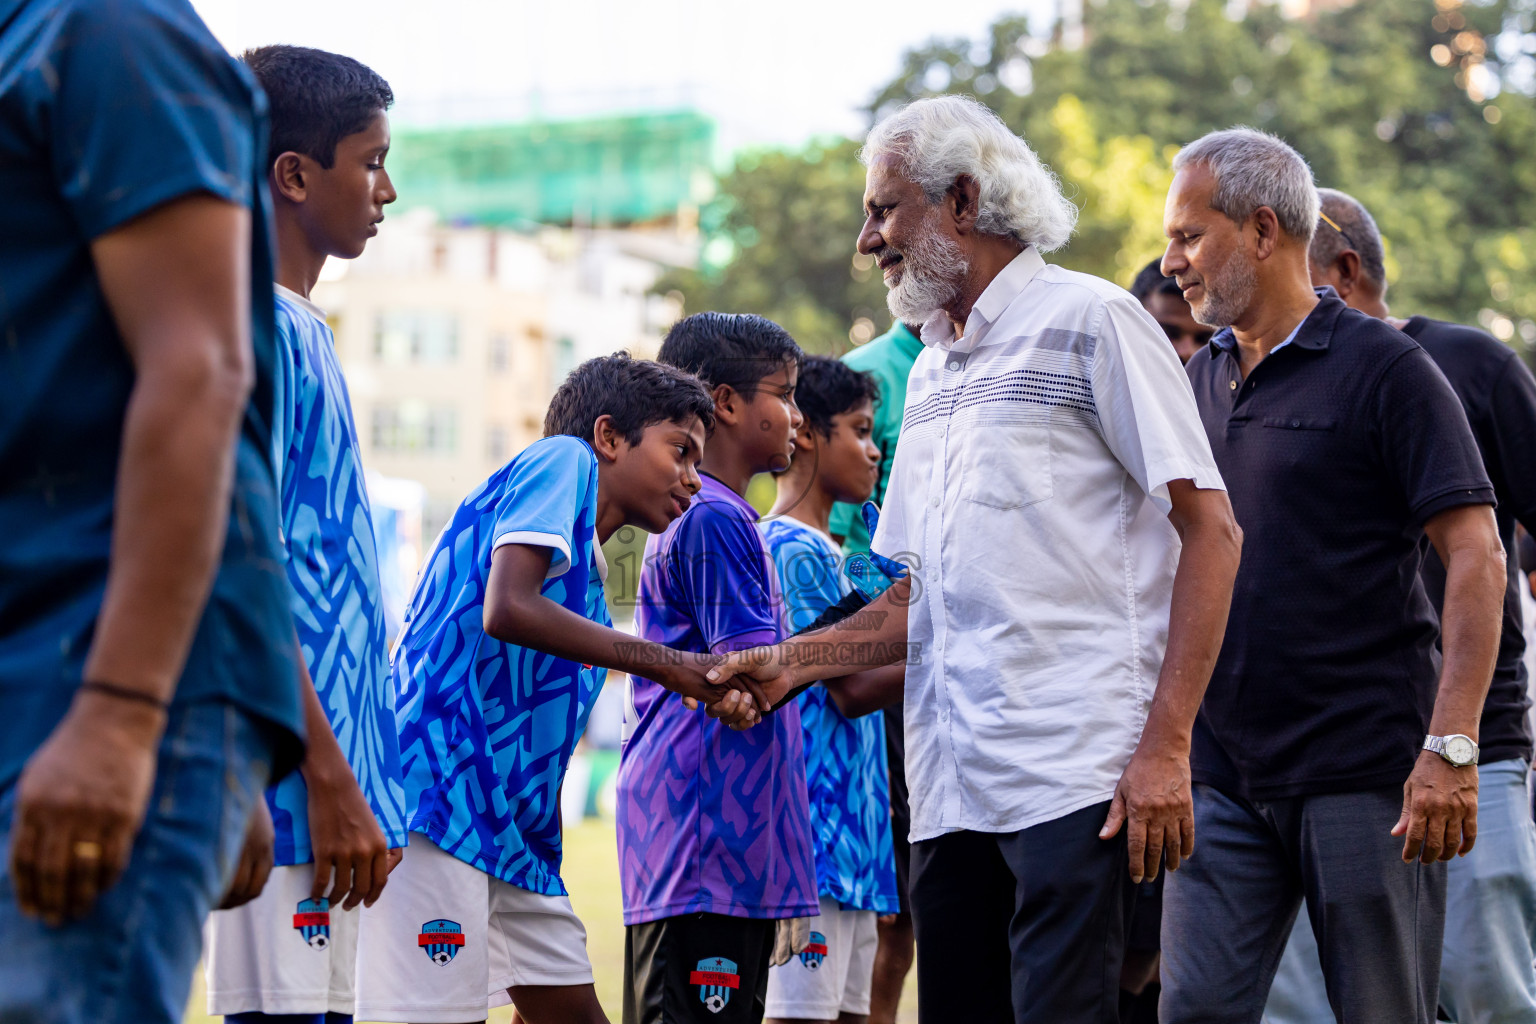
[1130,257,1182,302]
[657,312,804,394]
[795,356,879,438]
[241,45,393,170]
[544,352,714,445]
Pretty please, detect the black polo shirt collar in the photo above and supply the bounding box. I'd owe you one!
[1209,287,1344,359]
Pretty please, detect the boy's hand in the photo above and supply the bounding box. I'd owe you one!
[703,646,798,729]
[220,798,275,909]
[304,756,390,910]
[658,651,769,725]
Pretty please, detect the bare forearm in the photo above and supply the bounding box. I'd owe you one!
[81,357,249,700]
[778,579,912,689]
[296,651,353,782]
[1142,515,1240,749]
[1432,544,1505,738]
[485,595,673,677]
[826,664,904,719]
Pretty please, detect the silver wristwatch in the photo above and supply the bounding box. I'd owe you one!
[1424,733,1479,767]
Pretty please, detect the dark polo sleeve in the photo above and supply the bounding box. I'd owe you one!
[1488,354,1536,529]
[1372,345,1496,525]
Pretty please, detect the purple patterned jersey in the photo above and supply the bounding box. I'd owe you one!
[616,474,817,925]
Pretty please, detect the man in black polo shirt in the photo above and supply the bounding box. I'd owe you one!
[1287,187,1536,1023]
[1157,129,1508,1024]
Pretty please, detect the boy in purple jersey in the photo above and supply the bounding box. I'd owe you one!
[618,313,819,1024]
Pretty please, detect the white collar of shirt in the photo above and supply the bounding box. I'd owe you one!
[592,536,608,583]
[275,283,327,321]
[918,246,1046,355]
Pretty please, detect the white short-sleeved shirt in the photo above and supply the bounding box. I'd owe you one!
[872,246,1225,841]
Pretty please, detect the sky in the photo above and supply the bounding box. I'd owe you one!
[192,0,1054,157]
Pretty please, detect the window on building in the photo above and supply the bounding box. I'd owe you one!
[486,424,509,463]
[374,311,460,365]
[489,334,510,373]
[370,403,458,454]
[553,335,577,387]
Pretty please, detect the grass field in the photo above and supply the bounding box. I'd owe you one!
[186,817,916,1022]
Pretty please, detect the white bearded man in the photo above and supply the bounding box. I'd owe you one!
[704,96,1242,1023]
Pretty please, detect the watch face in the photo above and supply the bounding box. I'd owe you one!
[1445,735,1476,765]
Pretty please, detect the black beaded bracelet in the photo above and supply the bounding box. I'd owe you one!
[79,680,170,711]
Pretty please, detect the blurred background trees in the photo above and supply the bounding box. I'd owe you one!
[662,0,1536,357]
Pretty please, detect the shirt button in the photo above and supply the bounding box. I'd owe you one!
[938,707,948,722]
[947,361,960,371]
[1291,419,1300,428]
[1229,380,1238,391]
[930,495,941,509]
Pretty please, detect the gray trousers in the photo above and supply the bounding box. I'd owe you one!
[1161,783,1447,1024]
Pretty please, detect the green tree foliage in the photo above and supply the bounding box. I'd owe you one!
[655,139,891,355]
[666,0,1536,352]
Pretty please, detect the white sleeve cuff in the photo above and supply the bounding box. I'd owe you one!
[1145,463,1228,514]
[492,531,573,580]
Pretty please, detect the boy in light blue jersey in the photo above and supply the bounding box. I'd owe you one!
[358,354,747,1024]
[205,45,406,1024]
[761,358,901,1024]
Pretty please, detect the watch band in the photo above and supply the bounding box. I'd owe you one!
[1423,734,1480,766]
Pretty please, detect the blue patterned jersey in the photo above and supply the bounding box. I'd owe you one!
[762,518,899,914]
[393,435,610,895]
[267,289,407,865]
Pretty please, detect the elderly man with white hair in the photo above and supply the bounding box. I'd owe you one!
[1161,129,1507,1023]
[706,95,1242,1023]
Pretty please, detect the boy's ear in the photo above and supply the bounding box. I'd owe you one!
[271,152,308,205]
[590,414,625,462]
[793,429,817,455]
[710,383,740,425]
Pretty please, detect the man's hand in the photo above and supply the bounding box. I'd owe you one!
[8,692,163,924]
[1099,738,1195,884]
[1393,750,1479,862]
[305,761,390,910]
[220,796,275,909]
[698,646,798,730]
[659,650,770,725]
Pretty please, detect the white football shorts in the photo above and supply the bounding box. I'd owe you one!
[204,863,359,1016]
[764,895,879,1019]
[354,834,594,1023]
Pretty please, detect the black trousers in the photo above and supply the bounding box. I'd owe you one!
[910,800,1133,1024]
[623,913,775,1024]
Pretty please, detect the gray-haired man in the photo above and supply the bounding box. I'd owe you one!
[1261,189,1536,1024]
[706,95,1243,1024]
[1162,129,1507,1023]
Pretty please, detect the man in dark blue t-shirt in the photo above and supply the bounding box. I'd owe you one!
[0,2,305,1021]
[1257,188,1536,1024]
[1158,130,1506,1024]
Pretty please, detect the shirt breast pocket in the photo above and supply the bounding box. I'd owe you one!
[1258,416,1340,474]
[959,423,1054,510]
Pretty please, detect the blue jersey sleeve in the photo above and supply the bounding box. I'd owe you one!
[45,0,261,239]
[490,436,595,579]
[672,503,780,654]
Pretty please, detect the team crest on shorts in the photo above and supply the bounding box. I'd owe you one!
[798,931,828,970]
[418,919,465,965]
[291,897,330,950]
[689,956,740,1014]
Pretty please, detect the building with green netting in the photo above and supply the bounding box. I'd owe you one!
[387,110,716,228]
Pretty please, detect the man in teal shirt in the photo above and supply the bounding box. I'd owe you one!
[828,319,920,1024]
[829,322,923,553]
